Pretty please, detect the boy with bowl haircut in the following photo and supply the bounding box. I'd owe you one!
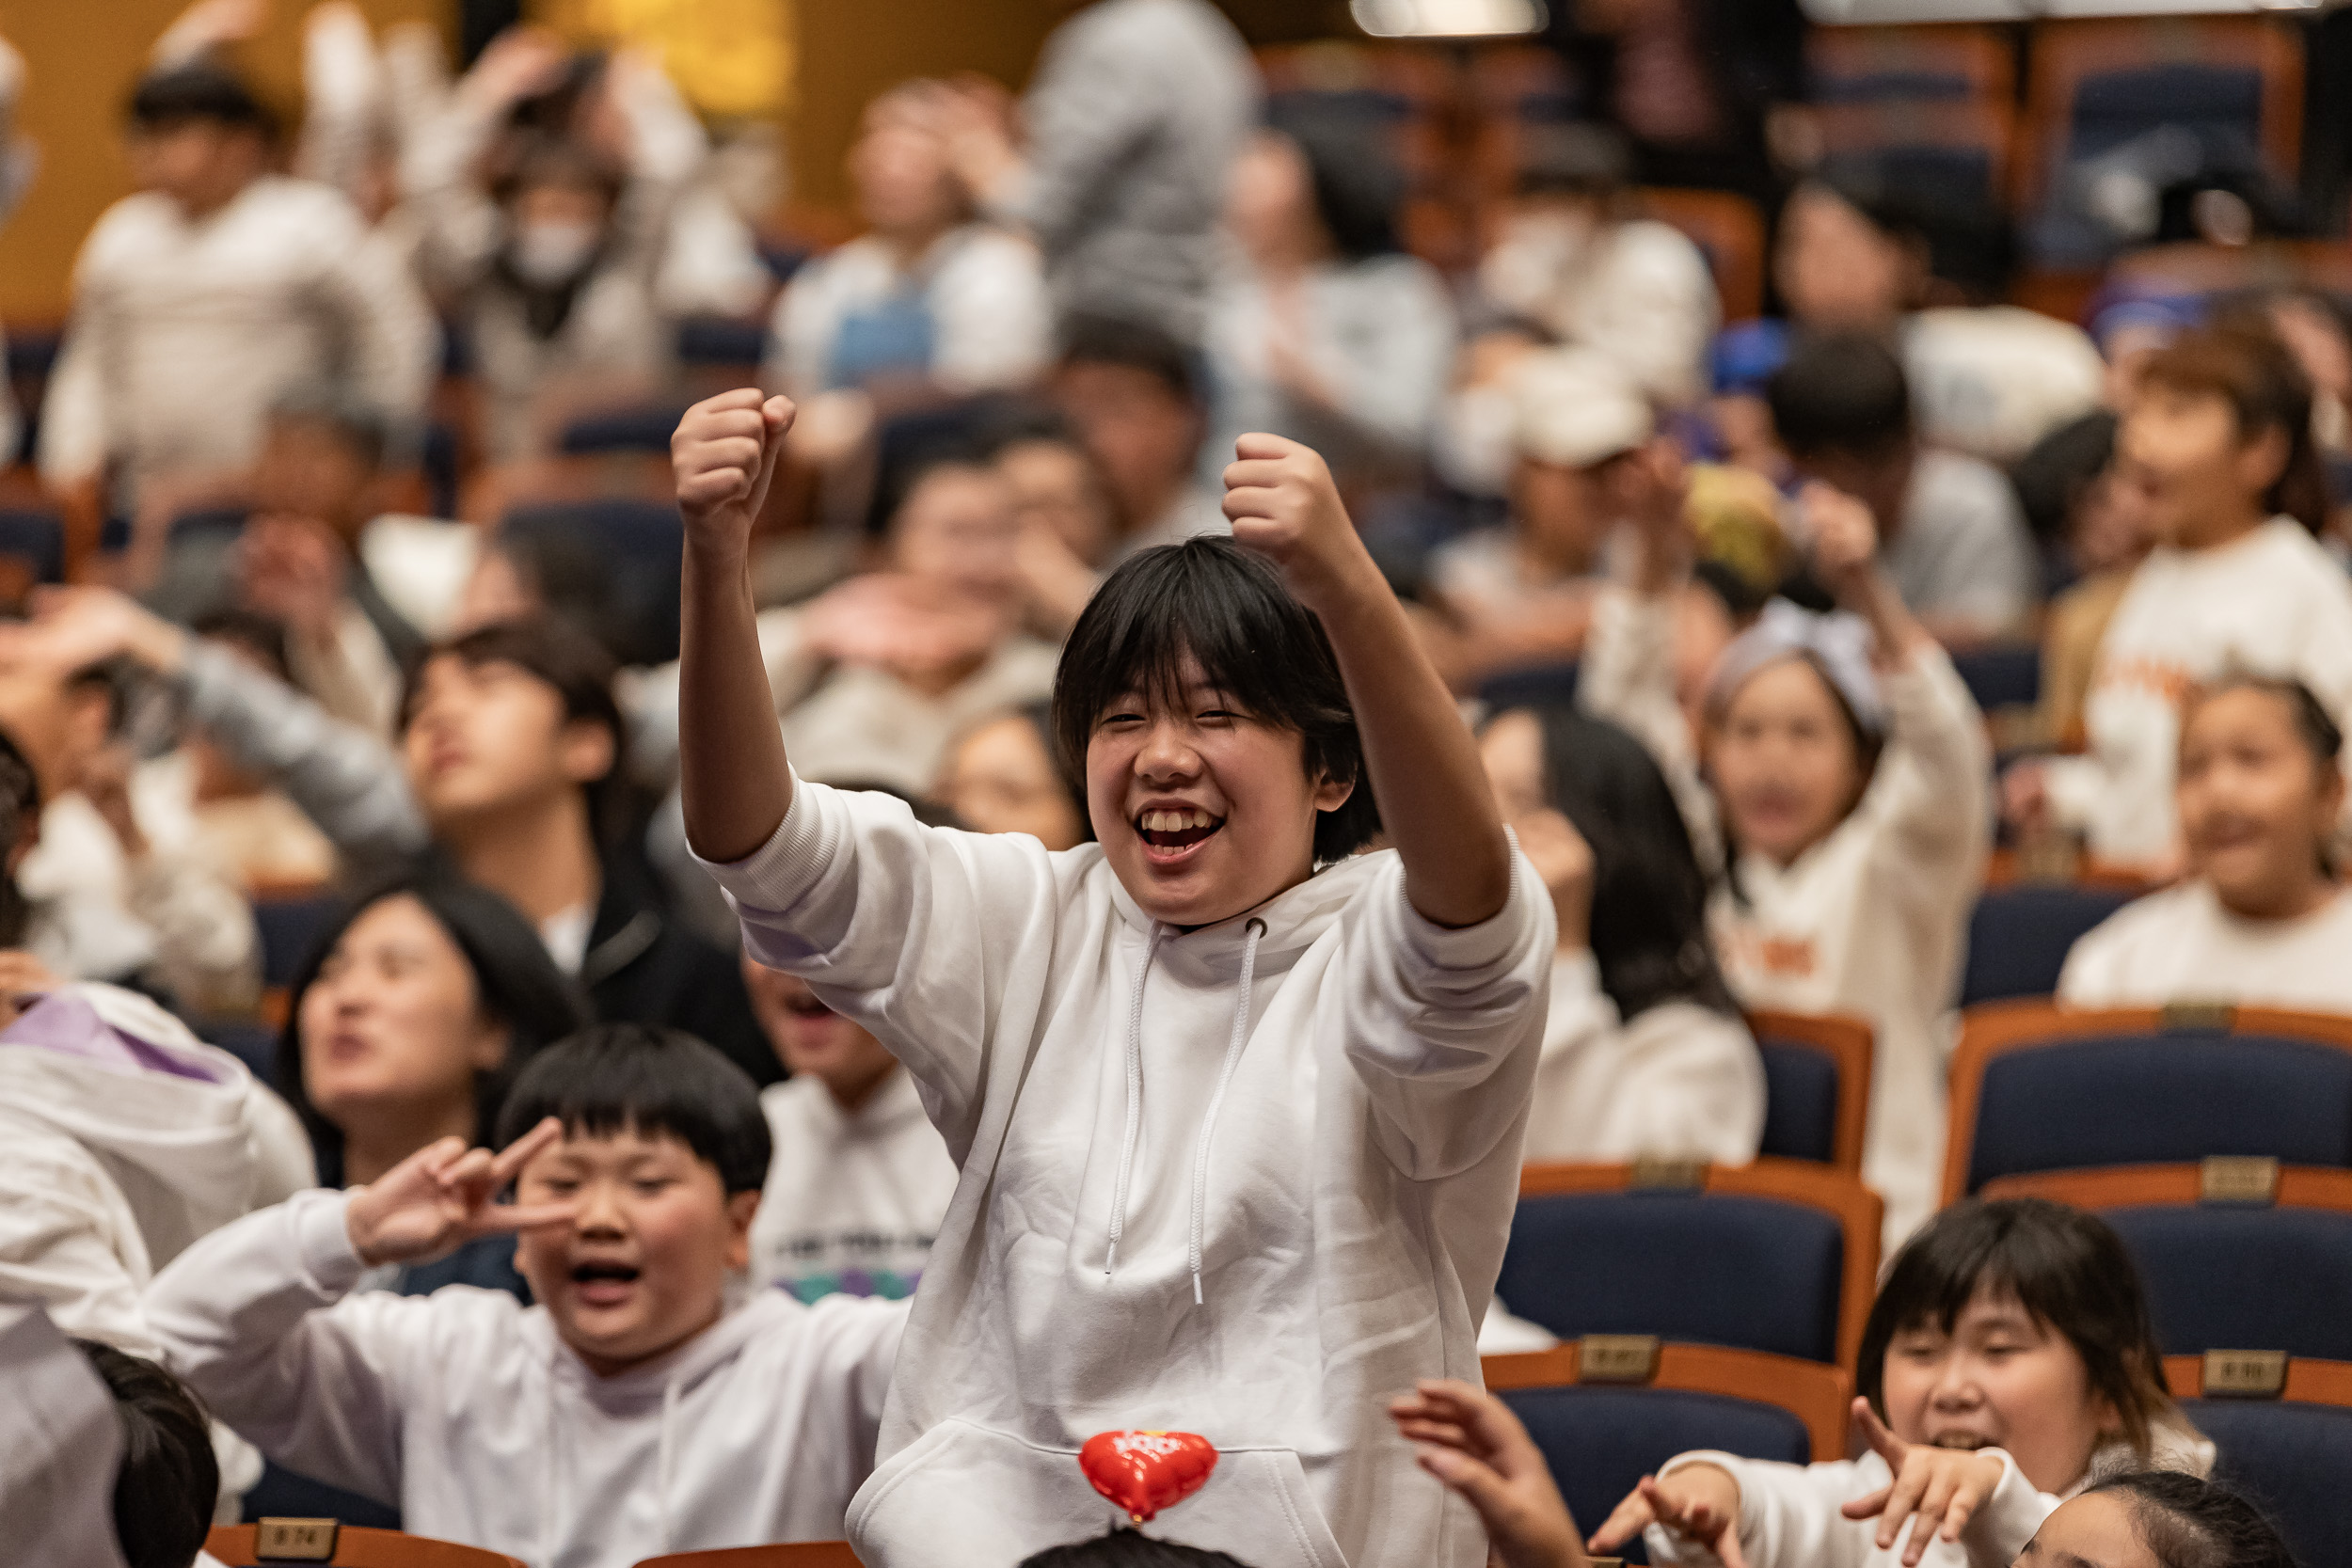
[144,1025,904,1564]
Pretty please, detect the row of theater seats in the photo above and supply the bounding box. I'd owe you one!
[205,1526,855,1567]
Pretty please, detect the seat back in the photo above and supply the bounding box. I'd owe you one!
[632,1547,863,1568]
[1808,24,2015,106]
[557,400,699,457]
[1500,1161,1880,1369]
[2164,1354,2352,1568]
[1959,881,2140,1008]
[1476,659,1579,714]
[1946,1006,2352,1202]
[207,1524,524,1568]
[254,889,344,992]
[1747,1010,1872,1173]
[2019,18,2302,214]
[1487,1341,1850,1565]
[1985,1164,2352,1363]
[502,498,686,664]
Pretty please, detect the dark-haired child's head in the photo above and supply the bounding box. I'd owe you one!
[885,452,1025,606]
[1479,706,1737,1020]
[125,65,275,219]
[1776,177,1930,332]
[1768,331,1916,534]
[987,407,1114,568]
[1053,316,1206,541]
[1020,1532,1257,1568]
[254,386,390,544]
[497,1024,771,1374]
[399,617,628,851]
[75,1339,218,1568]
[1858,1198,2185,1496]
[1053,537,1376,927]
[2027,1471,2302,1568]
[2177,675,2344,920]
[2121,325,2328,546]
[281,874,591,1185]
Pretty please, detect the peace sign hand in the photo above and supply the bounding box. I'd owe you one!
[343,1117,578,1268]
[1839,1399,2008,1567]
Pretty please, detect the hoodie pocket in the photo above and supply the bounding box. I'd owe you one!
[850,1420,1351,1568]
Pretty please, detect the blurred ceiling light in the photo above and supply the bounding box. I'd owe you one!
[1352,0,1548,39]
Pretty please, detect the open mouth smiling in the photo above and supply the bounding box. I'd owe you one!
[1135,807,1225,862]
[570,1259,641,1307]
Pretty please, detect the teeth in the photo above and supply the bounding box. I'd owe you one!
[1140,809,1214,832]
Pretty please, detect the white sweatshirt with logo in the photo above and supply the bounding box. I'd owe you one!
[143,1190,906,1568]
[752,1067,961,1303]
[701,779,1555,1568]
[2047,518,2352,867]
[2059,881,2352,1012]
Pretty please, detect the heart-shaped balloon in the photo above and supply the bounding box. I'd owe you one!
[1079,1430,1219,1523]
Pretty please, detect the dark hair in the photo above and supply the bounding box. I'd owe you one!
[1857,1198,2183,1465]
[2085,1472,2301,1568]
[1051,537,1379,863]
[74,1340,218,1568]
[1265,107,1404,261]
[399,617,631,846]
[2185,673,2344,773]
[1057,314,1202,406]
[0,724,38,948]
[2136,325,2330,534]
[278,871,593,1183]
[867,436,998,544]
[477,532,631,666]
[1523,706,1740,1021]
[269,382,390,473]
[2011,411,2119,547]
[1019,1533,1256,1568]
[489,128,625,210]
[127,64,276,138]
[189,608,294,684]
[1768,330,1914,461]
[973,398,1086,457]
[495,1022,772,1195]
[1516,122,1634,199]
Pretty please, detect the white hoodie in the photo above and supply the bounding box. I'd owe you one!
[1644,1423,2217,1568]
[752,1067,961,1302]
[144,1189,907,1568]
[701,779,1554,1568]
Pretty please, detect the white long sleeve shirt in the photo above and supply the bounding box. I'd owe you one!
[38,178,435,497]
[752,1067,960,1303]
[2048,518,2352,868]
[145,1190,906,1568]
[2058,881,2352,1012]
[701,779,1553,1568]
[1523,952,1764,1164]
[1645,1449,2059,1568]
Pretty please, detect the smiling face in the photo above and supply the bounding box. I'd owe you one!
[2016,1493,2162,1568]
[2178,686,2343,920]
[298,895,509,1148]
[2116,384,2284,550]
[1708,657,1868,867]
[1085,653,1351,927]
[1881,1285,2117,1495]
[511,1126,758,1376]
[740,958,900,1110]
[401,656,612,833]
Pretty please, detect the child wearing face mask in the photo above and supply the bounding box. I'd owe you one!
[2060,676,2352,1012]
[674,391,1552,1568]
[1583,450,1990,1245]
[2013,326,2352,875]
[1588,1198,2212,1568]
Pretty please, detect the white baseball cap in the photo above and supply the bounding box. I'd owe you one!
[1511,346,1655,469]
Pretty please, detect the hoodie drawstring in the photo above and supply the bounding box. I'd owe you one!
[539,1347,559,1568]
[657,1374,681,1551]
[1187,917,1264,1305]
[1104,925,1165,1275]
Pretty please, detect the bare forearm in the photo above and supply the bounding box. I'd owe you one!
[1319,569,1512,927]
[678,541,793,863]
[1849,569,1932,666]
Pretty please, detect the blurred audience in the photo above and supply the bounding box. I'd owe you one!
[937,703,1091,851]
[1053,314,1229,557]
[1205,113,1455,493]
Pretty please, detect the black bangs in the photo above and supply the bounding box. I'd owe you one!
[495,1023,772,1196]
[1051,537,1381,863]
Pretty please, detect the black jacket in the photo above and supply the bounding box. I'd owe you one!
[580,847,777,1087]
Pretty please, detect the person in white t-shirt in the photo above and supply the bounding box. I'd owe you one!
[744,959,958,1303]
[2017,325,2352,874]
[2062,676,2352,1012]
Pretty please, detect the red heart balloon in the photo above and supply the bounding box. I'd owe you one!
[1079,1430,1220,1523]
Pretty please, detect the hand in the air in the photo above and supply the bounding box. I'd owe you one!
[1221,434,1376,615]
[1588,1464,1748,1568]
[1799,482,1881,610]
[1840,1399,2008,1567]
[343,1117,578,1268]
[673,389,797,554]
[1391,1380,1590,1568]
